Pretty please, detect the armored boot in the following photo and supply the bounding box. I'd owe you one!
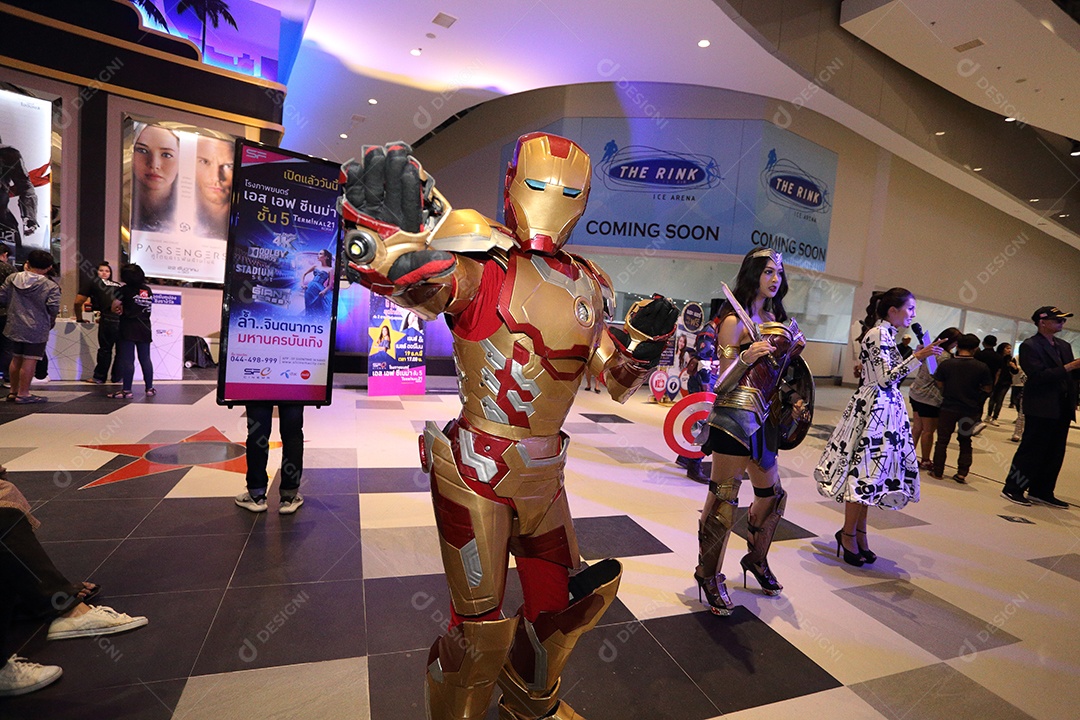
[496,559,622,719]
[694,474,741,615]
[739,484,786,596]
[425,617,518,720]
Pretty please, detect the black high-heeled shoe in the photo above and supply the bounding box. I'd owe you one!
[855,529,877,563]
[694,571,735,616]
[834,530,865,567]
[740,556,782,596]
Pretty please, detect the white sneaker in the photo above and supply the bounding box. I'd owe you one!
[36,376,50,383]
[47,605,148,640]
[235,491,268,513]
[0,655,62,697]
[279,493,304,515]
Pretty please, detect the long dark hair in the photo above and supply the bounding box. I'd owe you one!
[936,326,962,352]
[722,248,789,323]
[858,287,913,341]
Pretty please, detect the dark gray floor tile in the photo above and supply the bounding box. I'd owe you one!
[367,649,430,720]
[39,538,123,587]
[251,493,360,533]
[580,413,634,424]
[31,498,162,542]
[129,497,259,537]
[297,467,360,494]
[574,515,672,560]
[4,470,89,502]
[834,580,1021,661]
[232,523,362,587]
[364,573,451,655]
[0,677,186,719]
[16,589,223,693]
[360,467,430,493]
[597,446,670,464]
[643,608,841,714]
[563,422,615,434]
[733,507,817,543]
[851,662,1035,720]
[94,534,248,596]
[1030,553,1080,582]
[192,580,366,676]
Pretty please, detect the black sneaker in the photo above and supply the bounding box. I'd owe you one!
[1000,490,1031,506]
[1028,494,1069,509]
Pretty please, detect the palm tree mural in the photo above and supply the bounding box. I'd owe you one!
[129,0,169,29]
[176,0,238,56]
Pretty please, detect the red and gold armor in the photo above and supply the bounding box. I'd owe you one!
[341,134,676,719]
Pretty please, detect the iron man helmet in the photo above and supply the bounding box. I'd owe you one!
[503,132,591,253]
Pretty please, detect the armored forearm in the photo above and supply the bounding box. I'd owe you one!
[713,352,752,394]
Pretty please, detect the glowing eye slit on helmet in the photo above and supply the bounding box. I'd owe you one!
[503,132,592,254]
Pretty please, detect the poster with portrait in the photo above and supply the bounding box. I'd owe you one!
[368,294,426,396]
[0,88,52,262]
[125,117,236,282]
[217,141,341,405]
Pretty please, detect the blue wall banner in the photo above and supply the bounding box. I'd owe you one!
[502,118,838,272]
[217,141,341,405]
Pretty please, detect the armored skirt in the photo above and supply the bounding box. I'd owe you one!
[815,321,921,509]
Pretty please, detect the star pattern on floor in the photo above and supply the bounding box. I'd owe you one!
[77,427,273,489]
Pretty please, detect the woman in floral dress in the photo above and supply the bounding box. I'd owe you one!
[815,288,943,565]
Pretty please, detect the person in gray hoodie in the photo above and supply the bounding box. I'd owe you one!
[0,250,59,403]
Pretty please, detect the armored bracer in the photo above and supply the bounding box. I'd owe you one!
[591,294,679,403]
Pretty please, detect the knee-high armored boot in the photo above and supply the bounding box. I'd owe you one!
[694,475,741,615]
[496,559,622,719]
[425,617,518,720]
[740,483,786,596]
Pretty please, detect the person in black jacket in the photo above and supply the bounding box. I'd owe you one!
[108,263,154,399]
[1001,307,1080,507]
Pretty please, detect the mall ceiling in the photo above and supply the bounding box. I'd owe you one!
[268,0,1080,247]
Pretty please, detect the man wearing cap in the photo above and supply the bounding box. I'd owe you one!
[1001,307,1080,507]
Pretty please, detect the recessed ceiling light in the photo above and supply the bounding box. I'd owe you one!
[339,133,348,139]
[426,33,436,39]
[1060,213,1070,218]
[698,39,711,48]
[973,167,983,171]
[1005,117,1016,122]
[935,131,945,136]
[410,48,422,56]
[1029,198,1039,202]
[368,98,378,105]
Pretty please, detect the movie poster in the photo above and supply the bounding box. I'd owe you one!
[0,89,51,262]
[125,118,235,282]
[368,294,426,396]
[217,141,340,405]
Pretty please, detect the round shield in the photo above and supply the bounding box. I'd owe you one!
[663,391,716,459]
[649,370,668,402]
[777,356,815,450]
[665,374,681,400]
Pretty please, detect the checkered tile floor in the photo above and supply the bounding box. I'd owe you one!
[1,378,1077,719]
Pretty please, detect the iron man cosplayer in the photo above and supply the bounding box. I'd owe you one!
[339,133,677,720]
[693,248,812,615]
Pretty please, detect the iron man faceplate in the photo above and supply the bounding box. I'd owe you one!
[503,132,591,254]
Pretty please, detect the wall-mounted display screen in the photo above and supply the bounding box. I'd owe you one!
[123,116,236,282]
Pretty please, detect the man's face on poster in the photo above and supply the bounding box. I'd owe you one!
[196,137,233,213]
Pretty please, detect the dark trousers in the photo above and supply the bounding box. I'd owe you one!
[1009,386,1023,408]
[245,403,304,497]
[116,340,153,391]
[933,409,977,477]
[987,385,1010,420]
[1004,415,1071,498]
[94,320,121,382]
[0,508,81,654]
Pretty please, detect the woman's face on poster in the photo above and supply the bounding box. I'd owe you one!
[318,249,332,265]
[133,125,179,199]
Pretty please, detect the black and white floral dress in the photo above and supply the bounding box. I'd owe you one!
[816,320,921,509]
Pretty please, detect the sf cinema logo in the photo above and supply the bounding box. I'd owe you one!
[243,367,272,379]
